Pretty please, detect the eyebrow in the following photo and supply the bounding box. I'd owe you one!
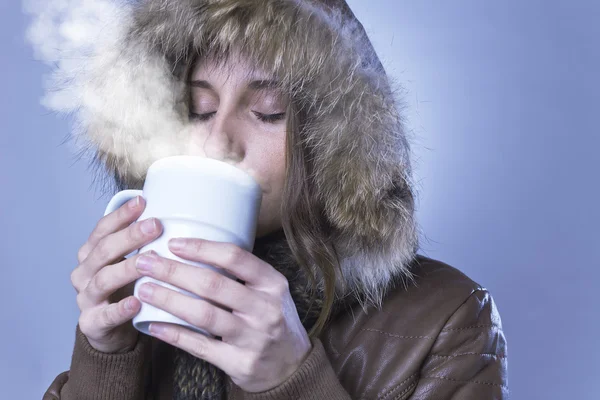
[248,80,279,90]
[189,80,213,89]
[189,79,280,91]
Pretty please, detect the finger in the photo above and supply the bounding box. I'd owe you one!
[139,283,248,341]
[78,252,155,310]
[78,196,145,263]
[135,255,262,315]
[168,239,281,288]
[72,217,163,293]
[80,295,141,335]
[147,322,241,378]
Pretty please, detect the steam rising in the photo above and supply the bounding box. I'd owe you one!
[23,0,196,189]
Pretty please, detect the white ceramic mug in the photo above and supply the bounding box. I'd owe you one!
[103,155,262,337]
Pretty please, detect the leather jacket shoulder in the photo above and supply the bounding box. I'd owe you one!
[320,254,508,399]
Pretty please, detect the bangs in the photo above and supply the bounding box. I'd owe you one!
[133,0,341,102]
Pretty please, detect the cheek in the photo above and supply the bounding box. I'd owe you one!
[250,136,286,211]
[258,149,286,202]
[250,132,286,186]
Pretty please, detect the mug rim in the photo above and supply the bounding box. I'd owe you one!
[147,156,260,189]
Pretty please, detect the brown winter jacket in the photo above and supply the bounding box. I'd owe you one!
[44,255,508,399]
[41,0,508,398]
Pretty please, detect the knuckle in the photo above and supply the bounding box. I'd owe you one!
[191,336,208,359]
[90,271,109,295]
[76,292,86,311]
[226,321,243,339]
[78,313,94,336]
[223,244,244,266]
[274,275,289,296]
[264,303,284,329]
[238,356,258,380]
[189,239,205,254]
[91,218,111,242]
[199,272,223,294]
[198,304,216,328]
[94,239,113,263]
[170,328,182,346]
[163,260,178,280]
[77,245,89,264]
[261,297,277,317]
[267,312,284,331]
[70,268,81,291]
[101,304,120,328]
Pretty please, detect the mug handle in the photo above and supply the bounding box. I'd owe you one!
[104,189,144,258]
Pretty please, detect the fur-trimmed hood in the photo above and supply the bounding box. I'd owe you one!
[60,0,419,308]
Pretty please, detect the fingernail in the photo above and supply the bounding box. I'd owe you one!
[136,255,156,272]
[139,283,154,299]
[125,298,134,311]
[169,238,186,250]
[141,218,157,235]
[128,196,140,209]
[149,323,166,335]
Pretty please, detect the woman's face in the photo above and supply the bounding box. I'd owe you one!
[188,55,288,238]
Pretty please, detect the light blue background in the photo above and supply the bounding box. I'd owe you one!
[1,0,598,398]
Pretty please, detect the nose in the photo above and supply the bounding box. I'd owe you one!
[202,109,245,163]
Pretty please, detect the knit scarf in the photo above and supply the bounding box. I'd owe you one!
[171,229,351,400]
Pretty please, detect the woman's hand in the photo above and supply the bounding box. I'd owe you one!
[134,238,312,393]
[71,196,164,353]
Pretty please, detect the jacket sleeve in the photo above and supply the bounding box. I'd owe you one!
[229,337,352,400]
[42,324,153,400]
[408,289,508,400]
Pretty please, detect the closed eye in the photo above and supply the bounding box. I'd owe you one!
[190,111,286,123]
[189,112,216,121]
[253,111,286,123]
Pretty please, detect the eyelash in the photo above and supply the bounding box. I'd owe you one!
[189,111,286,123]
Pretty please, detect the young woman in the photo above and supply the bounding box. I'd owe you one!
[44,0,508,399]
